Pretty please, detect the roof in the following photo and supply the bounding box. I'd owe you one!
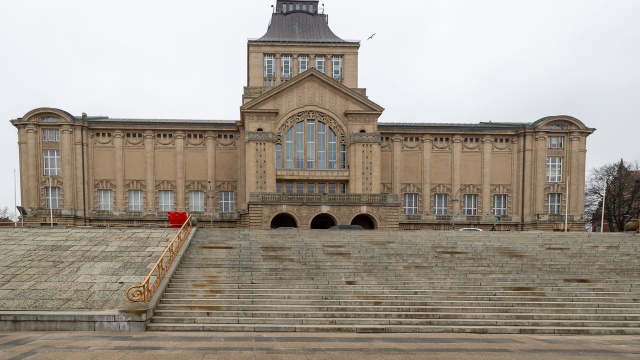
[378,122,529,131]
[86,118,237,126]
[251,12,358,44]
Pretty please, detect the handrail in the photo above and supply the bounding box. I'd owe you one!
[126,215,193,302]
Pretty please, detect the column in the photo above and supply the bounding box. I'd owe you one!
[175,132,185,211]
[535,135,547,215]
[87,132,95,211]
[114,131,125,211]
[74,125,85,216]
[205,131,216,218]
[26,125,38,208]
[392,135,402,195]
[452,136,463,215]
[293,54,299,77]
[145,131,155,211]
[61,125,74,211]
[482,136,493,215]
[569,133,581,214]
[511,138,519,218]
[421,136,432,213]
[326,54,333,78]
[275,54,281,84]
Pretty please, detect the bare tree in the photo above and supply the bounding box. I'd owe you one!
[0,206,17,225]
[585,159,640,232]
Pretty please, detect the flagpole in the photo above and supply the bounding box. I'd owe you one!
[14,169,17,227]
[565,176,569,232]
[49,175,53,227]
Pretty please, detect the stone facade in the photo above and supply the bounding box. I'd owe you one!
[10,1,594,230]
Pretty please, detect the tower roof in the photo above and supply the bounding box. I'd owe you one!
[251,2,358,44]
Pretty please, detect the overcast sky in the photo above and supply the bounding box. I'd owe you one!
[1,0,639,215]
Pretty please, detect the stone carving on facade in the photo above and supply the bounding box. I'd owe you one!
[491,184,512,194]
[185,134,205,147]
[401,184,422,193]
[380,136,391,149]
[217,134,237,147]
[432,137,451,150]
[186,181,209,191]
[95,179,116,189]
[461,184,482,195]
[246,131,276,142]
[156,180,176,191]
[431,184,452,194]
[463,137,481,150]
[94,132,114,146]
[125,133,144,146]
[155,133,175,146]
[276,110,346,145]
[350,132,380,144]
[42,178,63,187]
[544,183,565,194]
[216,181,237,192]
[492,137,511,151]
[125,180,146,190]
[381,183,392,194]
[402,136,421,150]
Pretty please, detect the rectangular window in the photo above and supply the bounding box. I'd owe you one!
[328,131,337,169]
[493,194,508,216]
[189,191,205,212]
[328,183,337,194]
[307,120,315,169]
[295,121,304,168]
[340,183,347,194]
[219,191,234,213]
[285,129,294,168]
[307,183,316,193]
[404,193,419,215]
[43,150,61,176]
[276,182,282,193]
[548,193,562,215]
[158,190,174,211]
[548,136,564,149]
[317,122,326,169]
[281,54,292,78]
[97,190,113,211]
[264,54,275,77]
[332,55,343,79]
[340,145,346,169]
[434,194,448,215]
[285,182,294,193]
[315,55,326,73]
[129,190,144,211]
[42,129,59,142]
[463,194,478,215]
[546,157,563,182]
[298,55,309,74]
[275,143,282,169]
[45,187,61,209]
[317,183,326,194]
[296,182,304,193]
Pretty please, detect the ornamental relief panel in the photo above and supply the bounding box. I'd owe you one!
[431,184,452,194]
[246,131,276,142]
[156,180,176,191]
[401,184,422,193]
[125,180,146,190]
[216,181,237,192]
[94,132,114,146]
[432,137,451,150]
[403,136,421,150]
[94,179,115,189]
[155,133,175,147]
[463,138,481,150]
[217,134,237,147]
[381,183,392,194]
[493,137,512,151]
[125,133,144,146]
[350,133,380,143]
[491,185,512,194]
[185,134,205,147]
[186,181,209,191]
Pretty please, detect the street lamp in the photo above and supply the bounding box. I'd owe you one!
[600,177,610,233]
[208,180,213,227]
[451,184,470,230]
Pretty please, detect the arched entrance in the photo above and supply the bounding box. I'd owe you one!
[270,213,298,229]
[310,214,336,229]
[351,214,376,230]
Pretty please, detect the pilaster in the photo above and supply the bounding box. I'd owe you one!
[114,131,125,211]
[452,136,463,215]
[421,136,432,213]
[482,136,492,215]
[26,125,38,208]
[392,135,402,195]
[569,133,581,214]
[61,125,74,211]
[535,135,547,215]
[144,131,155,211]
[175,131,185,211]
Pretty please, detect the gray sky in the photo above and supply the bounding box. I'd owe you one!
[1,0,639,214]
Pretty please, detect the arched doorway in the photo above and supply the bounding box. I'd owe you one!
[351,214,376,230]
[310,214,336,229]
[270,213,298,229]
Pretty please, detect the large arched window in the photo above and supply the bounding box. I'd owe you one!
[275,111,346,170]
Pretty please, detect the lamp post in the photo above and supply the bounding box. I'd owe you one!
[208,180,212,227]
[49,175,53,227]
[451,184,469,231]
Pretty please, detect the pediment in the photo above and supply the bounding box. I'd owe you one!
[20,108,76,124]
[241,69,384,116]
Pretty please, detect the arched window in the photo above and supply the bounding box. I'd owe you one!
[275,111,346,170]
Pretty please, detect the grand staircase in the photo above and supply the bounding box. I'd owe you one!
[148,229,640,334]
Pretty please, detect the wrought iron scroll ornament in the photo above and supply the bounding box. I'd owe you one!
[276,111,346,145]
[126,215,193,302]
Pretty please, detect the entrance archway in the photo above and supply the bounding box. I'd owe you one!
[351,214,376,230]
[270,213,298,229]
[310,214,336,229]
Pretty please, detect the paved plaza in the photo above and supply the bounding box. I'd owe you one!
[1,332,640,359]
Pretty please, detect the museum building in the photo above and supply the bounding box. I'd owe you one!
[10,0,595,230]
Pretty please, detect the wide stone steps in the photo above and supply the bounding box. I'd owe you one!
[148,229,640,334]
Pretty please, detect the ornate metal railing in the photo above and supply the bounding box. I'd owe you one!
[126,215,193,303]
[250,193,399,206]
